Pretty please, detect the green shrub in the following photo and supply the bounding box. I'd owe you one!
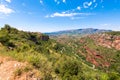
[43,73,53,80]
[14,68,22,76]
[28,56,41,68]
[108,72,120,80]
[55,59,83,79]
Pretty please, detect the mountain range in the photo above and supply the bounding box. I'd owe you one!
[46,28,112,36]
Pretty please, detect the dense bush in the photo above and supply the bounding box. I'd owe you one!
[54,59,83,79]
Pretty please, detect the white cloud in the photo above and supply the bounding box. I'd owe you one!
[40,0,43,5]
[54,0,57,2]
[5,0,11,3]
[94,3,97,8]
[83,1,92,8]
[51,12,74,17]
[77,6,81,10]
[101,24,111,26]
[54,0,60,4]
[54,0,65,4]
[71,17,85,20]
[63,0,66,3]
[0,4,14,14]
[93,0,96,3]
[45,12,95,18]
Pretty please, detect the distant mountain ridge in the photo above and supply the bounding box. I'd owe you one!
[46,28,112,36]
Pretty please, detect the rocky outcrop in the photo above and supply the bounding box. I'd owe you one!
[40,35,49,41]
[34,32,49,41]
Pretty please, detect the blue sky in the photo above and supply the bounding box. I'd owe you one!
[0,0,120,32]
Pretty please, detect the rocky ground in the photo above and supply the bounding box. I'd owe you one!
[0,56,40,80]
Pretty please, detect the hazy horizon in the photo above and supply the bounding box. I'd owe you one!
[0,0,120,32]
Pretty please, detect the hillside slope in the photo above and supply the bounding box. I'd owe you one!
[0,25,120,80]
[50,30,120,79]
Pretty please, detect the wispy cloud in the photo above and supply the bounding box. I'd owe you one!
[100,24,120,31]
[62,6,82,13]
[5,0,11,3]
[94,3,98,8]
[54,0,57,2]
[77,6,81,10]
[101,24,111,26]
[62,0,66,3]
[93,0,96,3]
[0,4,14,14]
[47,12,75,17]
[54,0,60,4]
[83,1,92,8]
[45,12,95,19]
[71,17,85,20]
[40,0,43,5]
[54,0,66,4]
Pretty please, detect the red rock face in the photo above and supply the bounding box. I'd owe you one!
[84,46,110,67]
[112,40,120,50]
[80,33,120,68]
[89,34,120,50]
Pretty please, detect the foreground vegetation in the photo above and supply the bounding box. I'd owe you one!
[0,24,120,80]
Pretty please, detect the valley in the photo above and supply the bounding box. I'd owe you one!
[0,25,120,80]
